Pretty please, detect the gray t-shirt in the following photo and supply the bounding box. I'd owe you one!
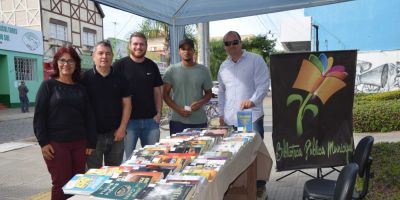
[163,62,213,124]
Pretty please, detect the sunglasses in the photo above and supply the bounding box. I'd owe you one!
[224,40,240,47]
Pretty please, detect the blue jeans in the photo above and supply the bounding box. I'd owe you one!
[169,120,208,136]
[124,118,160,160]
[19,96,29,113]
[253,115,265,139]
[86,131,124,169]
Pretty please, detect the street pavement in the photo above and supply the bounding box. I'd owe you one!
[0,98,399,200]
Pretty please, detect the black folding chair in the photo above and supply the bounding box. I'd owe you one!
[334,163,359,200]
[303,136,374,200]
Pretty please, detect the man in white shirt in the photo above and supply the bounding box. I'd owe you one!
[217,31,270,197]
[218,31,270,139]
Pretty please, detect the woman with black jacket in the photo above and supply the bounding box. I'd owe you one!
[33,46,96,200]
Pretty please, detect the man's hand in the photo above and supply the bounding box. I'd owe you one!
[41,144,55,160]
[219,116,225,126]
[190,101,202,111]
[153,112,161,123]
[177,107,191,117]
[86,148,94,156]
[240,100,255,110]
[114,128,125,142]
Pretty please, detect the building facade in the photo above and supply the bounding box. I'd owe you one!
[278,0,400,92]
[0,0,105,70]
[0,22,43,107]
[0,0,104,107]
[304,0,400,51]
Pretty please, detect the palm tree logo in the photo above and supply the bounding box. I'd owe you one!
[287,53,348,137]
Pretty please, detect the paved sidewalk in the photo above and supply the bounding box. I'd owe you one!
[0,98,399,200]
[0,107,34,122]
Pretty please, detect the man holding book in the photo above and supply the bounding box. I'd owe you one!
[217,31,270,197]
[82,41,131,168]
[163,38,213,135]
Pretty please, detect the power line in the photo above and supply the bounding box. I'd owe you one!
[256,16,269,32]
[115,15,134,38]
[263,15,279,35]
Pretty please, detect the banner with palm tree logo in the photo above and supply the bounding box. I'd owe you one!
[271,50,357,171]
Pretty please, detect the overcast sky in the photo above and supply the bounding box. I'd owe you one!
[102,5,304,46]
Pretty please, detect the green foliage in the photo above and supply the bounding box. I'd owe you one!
[357,90,400,101]
[353,99,400,132]
[136,19,196,66]
[361,142,400,200]
[209,39,227,80]
[241,35,277,65]
[209,34,276,80]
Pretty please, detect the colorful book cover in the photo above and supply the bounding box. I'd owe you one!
[91,180,146,199]
[62,174,110,195]
[169,145,203,154]
[137,166,174,177]
[203,129,229,137]
[142,183,196,200]
[135,186,155,199]
[180,168,218,181]
[237,110,253,132]
[133,149,167,157]
[86,166,132,178]
[165,175,206,185]
[117,171,163,185]
[190,158,226,168]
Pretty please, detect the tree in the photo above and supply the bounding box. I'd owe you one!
[135,19,196,65]
[209,34,276,80]
[209,39,227,80]
[242,35,276,65]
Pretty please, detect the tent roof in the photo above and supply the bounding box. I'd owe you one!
[94,0,351,25]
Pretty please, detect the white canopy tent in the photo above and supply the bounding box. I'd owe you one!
[94,0,351,64]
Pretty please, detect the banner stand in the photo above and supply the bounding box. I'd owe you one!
[276,167,341,181]
[271,50,357,180]
[276,169,316,181]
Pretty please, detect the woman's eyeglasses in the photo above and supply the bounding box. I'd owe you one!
[224,40,240,47]
[58,59,76,65]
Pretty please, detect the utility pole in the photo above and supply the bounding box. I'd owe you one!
[312,24,319,51]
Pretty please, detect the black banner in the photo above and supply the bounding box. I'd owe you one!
[271,50,357,171]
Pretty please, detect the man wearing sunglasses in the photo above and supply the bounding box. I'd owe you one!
[217,31,270,197]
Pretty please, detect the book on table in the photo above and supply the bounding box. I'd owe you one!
[91,180,146,199]
[86,166,132,178]
[116,170,163,185]
[62,174,110,195]
[141,183,196,200]
[135,165,174,177]
[165,174,207,186]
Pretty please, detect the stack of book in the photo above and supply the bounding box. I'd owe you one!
[62,126,255,199]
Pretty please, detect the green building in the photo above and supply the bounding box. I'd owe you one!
[0,22,44,108]
[107,37,129,62]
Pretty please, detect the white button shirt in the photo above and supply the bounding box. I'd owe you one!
[217,50,270,126]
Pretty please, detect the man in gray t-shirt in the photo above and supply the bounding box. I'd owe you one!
[163,38,213,135]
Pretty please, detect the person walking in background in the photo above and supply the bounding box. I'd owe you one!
[113,32,163,159]
[163,38,213,135]
[18,81,29,113]
[33,46,96,200]
[217,31,270,197]
[82,41,131,169]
